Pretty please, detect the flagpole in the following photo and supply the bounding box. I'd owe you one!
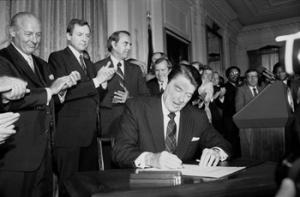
[147,10,153,73]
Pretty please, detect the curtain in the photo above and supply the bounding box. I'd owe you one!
[0,0,107,62]
[261,53,279,71]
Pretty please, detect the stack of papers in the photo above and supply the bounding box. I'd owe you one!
[136,164,245,179]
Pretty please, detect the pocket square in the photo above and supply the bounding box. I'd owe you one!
[191,137,200,142]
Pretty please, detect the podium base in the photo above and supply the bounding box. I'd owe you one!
[239,127,285,161]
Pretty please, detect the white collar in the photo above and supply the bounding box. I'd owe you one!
[110,55,124,67]
[248,85,258,89]
[161,95,180,118]
[11,42,33,61]
[68,45,82,62]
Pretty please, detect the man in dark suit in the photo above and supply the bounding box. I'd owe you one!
[217,66,241,158]
[95,31,149,138]
[0,12,74,197]
[48,18,115,196]
[235,69,264,112]
[113,65,231,169]
[147,57,172,95]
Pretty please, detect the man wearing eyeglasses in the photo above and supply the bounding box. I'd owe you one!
[235,68,264,112]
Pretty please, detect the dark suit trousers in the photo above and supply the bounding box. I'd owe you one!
[54,135,98,196]
[100,105,125,137]
[0,147,53,197]
[223,116,241,158]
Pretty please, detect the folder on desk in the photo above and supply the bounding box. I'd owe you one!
[130,170,182,188]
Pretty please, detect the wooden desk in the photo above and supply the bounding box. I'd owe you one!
[65,161,277,197]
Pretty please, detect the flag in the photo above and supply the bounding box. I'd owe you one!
[147,20,153,73]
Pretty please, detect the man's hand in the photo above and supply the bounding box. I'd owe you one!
[49,76,70,95]
[146,151,183,169]
[275,178,296,197]
[112,83,129,103]
[1,77,30,101]
[0,112,20,144]
[63,71,81,89]
[198,148,221,167]
[94,62,116,85]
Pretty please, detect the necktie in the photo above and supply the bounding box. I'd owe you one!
[27,55,35,73]
[252,87,258,97]
[79,54,87,74]
[165,112,177,153]
[116,62,124,82]
[159,82,164,93]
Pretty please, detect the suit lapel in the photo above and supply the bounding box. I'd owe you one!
[64,47,87,78]
[147,97,165,151]
[32,57,46,86]
[6,44,43,87]
[246,86,254,98]
[175,106,194,159]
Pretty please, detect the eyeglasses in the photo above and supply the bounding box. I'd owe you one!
[229,71,240,76]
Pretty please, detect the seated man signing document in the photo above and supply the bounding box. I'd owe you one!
[113,65,232,169]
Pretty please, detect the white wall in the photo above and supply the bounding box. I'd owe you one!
[236,17,300,73]
[105,0,242,75]
[106,0,208,67]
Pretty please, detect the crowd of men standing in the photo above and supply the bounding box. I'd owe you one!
[0,12,149,196]
[4,10,298,197]
[0,11,234,197]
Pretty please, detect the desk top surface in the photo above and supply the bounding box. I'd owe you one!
[65,160,277,197]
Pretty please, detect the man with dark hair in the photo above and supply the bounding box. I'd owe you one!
[146,51,167,81]
[0,12,75,197]
[113,65,231,169]
[147,57,172,95]
[219,66,242,158]
[48,18,115,196]
[95,30,149,138]
[235,68,264,112]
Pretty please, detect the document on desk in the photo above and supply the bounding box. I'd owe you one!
[136,164,245,179]
[181,164,245,178]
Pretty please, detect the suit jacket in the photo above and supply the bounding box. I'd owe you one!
[0,44,54,171]
[147,78,162,96]
[94,57,149,136]
[221,82,238,117]
[112,96,232,168]
[235,85,264,112]
[94,56,149,108]
[48,47,100,147]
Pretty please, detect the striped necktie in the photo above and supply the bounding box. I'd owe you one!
[116,62,124,81]
[79,54,87,74]
[165,112,177,153]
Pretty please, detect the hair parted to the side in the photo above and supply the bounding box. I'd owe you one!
[168,64,200,88]
[10,12,38,28]
[66,18,91,35]
[107,30,130,52]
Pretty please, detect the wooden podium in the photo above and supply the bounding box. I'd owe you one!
[233,81,291,161]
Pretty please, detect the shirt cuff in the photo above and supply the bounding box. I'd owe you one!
[58,90,67,103]
[134,152,152,168]
[219,96,224,103]
[212,147,228,161]
[101,82,108,89]
[92,78,100,88]
[45,88,52,105]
